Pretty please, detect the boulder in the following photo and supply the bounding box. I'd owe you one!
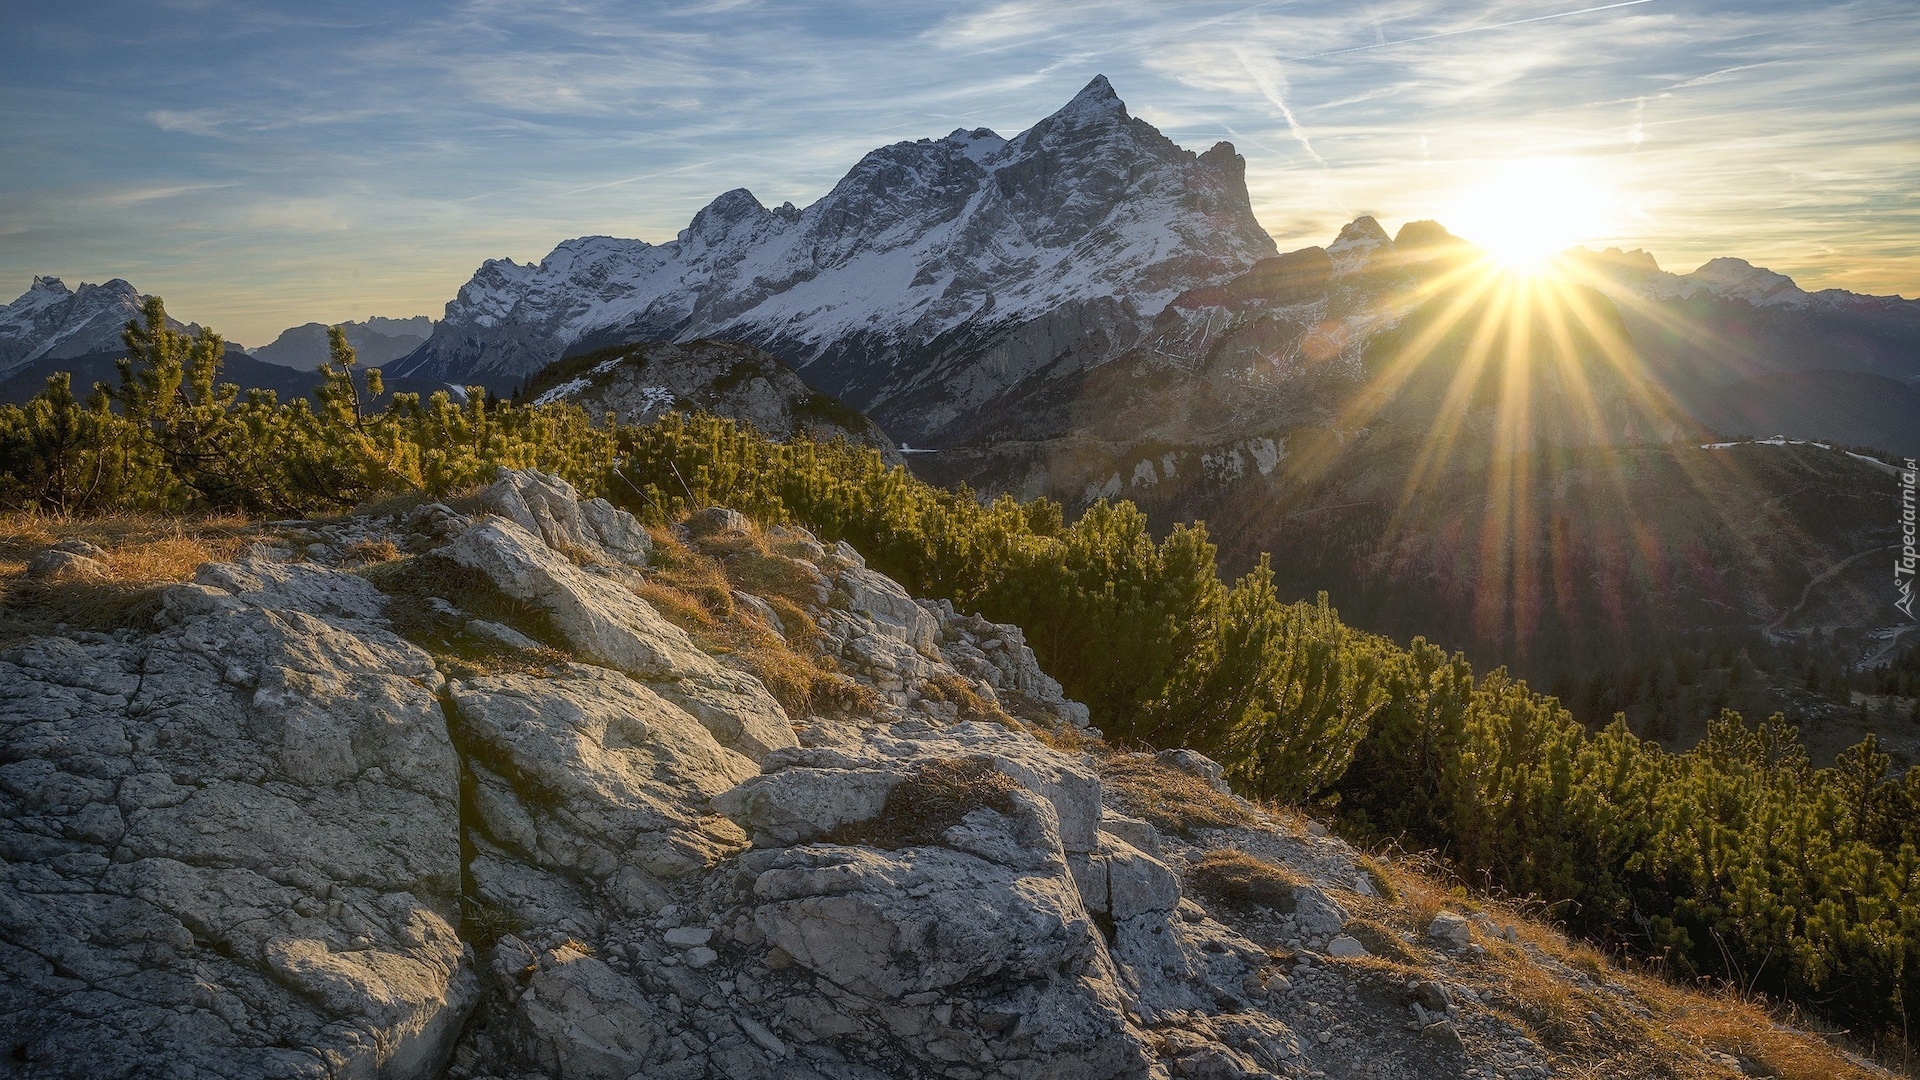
[25,547,109,581]
[477,467,651,567]
[1429,911,1472,950]
[748,844,1151,1077]
[441,517,795,762]
[1156,748,1232,794]
[448,664,758,883]
[0,560,474,1078]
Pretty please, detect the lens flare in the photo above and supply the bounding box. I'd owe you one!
[1442,158,1615,272]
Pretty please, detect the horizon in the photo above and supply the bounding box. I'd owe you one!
[3,0,1917,345]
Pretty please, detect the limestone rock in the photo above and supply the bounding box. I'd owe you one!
[1292,884,1350,939]
[508,943,663,1079]
[748,844,1151,1077]
[0,560,473,1078]
[477,467,652,567]
[1326,935,1368,958]
[1429,911,1472,950]
[449,664,758,883]
[1104,835,1182,921]
[713,719,1101,854]
[1156,748,1232,794]
[441,516,794,762]
[25,547,108,581]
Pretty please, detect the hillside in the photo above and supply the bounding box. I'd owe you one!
[514,339,902,462]
[0,471,1894,1080]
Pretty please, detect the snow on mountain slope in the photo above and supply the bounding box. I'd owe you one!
[391,76,1276,441]
[0,277,161,379]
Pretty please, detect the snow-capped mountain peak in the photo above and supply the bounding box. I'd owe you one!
[0,276,158,379]
[392,75,1278,442]
[1327,216,1395,276]
[1686,257,1807,307]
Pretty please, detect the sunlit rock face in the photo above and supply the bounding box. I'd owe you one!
[390,75,1276,443]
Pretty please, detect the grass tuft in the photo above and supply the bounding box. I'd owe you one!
[0,512,259,645]
[1099,751,1255,836]
[638,523,878,718]
[360,553,571,677]
[830,756,1020,849]
[1185,848,1305,913]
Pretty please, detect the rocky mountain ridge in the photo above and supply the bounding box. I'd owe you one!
[0,276,205,380]
[516,339,902,463]
[4,469,1872,1079]
[387,75,1276,440]
[1563,247,1920,312]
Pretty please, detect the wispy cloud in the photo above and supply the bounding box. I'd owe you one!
[1,0,1915,341]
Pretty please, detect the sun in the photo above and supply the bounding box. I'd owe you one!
[1442,158,1614,273]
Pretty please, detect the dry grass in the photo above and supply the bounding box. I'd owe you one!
[637,524,877,718]
[458,899,525,948]
[829,756,1020,849]
[0,511,262,645]
[343,538,402,564]
[1098,751,1256,836]
[1335,845,1893,1080]
[359,553,573,678]
[1185,848,1306,913]
[922,672,1018,727]
[1027,721,1095,752]
[1342,917,1422,965]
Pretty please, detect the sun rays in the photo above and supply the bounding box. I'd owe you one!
[1319,239,1832,653]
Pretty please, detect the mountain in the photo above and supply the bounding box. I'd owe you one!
[515,339,902,462]
[911,217,1909,761]
[1561,247,1920,453]
[0,275,290,404]
[0,276,185,381]
[249,315,434,369]
[390,75,1276,440]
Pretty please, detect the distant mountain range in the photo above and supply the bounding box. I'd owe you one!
[0,277,214,380]
[250,316,434,369]
[0,281,438,405]
[372,75,1917,457]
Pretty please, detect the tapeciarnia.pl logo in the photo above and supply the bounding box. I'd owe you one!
[1900,458,1918,620]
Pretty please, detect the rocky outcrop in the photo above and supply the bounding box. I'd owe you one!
[4,470,1870,1079]
[1,560,473,1078]
[516,340,904,463]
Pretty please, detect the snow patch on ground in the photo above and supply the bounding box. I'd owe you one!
[532,377,592,406]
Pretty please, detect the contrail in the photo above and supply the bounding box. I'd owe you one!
[1234,46,1328,167]
[1283,0,1660,62]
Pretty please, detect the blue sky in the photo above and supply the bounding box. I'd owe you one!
[2,0,1915,344]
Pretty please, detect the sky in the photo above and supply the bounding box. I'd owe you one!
[2,0,1916,346]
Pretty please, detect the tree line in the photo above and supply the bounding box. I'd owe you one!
[2,300,1915,1047]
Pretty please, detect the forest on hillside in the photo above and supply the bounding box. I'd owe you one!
[5,301,1919,1053]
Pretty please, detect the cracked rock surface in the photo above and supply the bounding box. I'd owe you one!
[3,469,1878,1080]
